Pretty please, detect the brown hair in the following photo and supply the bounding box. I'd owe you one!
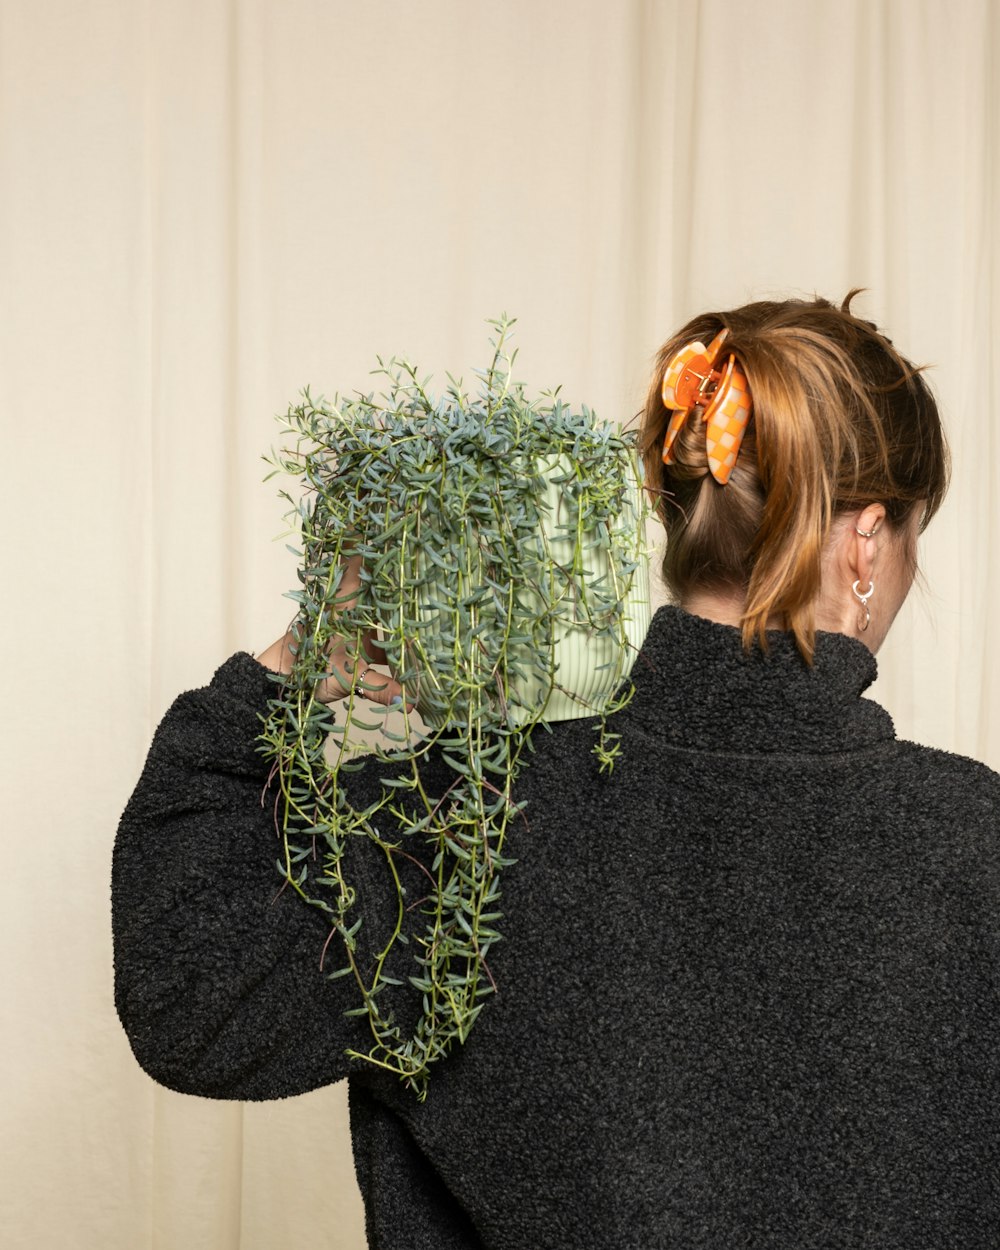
[639,292,949,662]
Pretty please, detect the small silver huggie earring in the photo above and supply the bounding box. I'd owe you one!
[852,579,875,632]
[855,524,879,538]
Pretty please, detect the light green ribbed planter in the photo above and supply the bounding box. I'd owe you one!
[411,449,651,727]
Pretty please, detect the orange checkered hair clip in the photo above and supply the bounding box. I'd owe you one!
[661,328,754,485]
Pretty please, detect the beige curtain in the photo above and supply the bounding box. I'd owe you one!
[3,1,998,1246]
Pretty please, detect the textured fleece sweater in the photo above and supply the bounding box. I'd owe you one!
[113,606,1000,1249]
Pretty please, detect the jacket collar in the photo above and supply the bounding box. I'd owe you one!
[625,605,895,755]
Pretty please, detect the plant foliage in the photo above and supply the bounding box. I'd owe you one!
[258,318,648,1097]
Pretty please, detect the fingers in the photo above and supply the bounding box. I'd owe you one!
[361,629,389,666]
[324,630,395,700]
[353,666,413,711]
[332,553,364,610]
[327,558,388,664]
[263,555,404,704]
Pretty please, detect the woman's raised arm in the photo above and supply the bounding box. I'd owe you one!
[112,652,372,1101]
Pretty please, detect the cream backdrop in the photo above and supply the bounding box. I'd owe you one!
[2,1,998,1247]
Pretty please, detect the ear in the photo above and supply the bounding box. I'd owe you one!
[845,502,888,587]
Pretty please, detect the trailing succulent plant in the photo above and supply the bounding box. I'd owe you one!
[258,317,649,1097]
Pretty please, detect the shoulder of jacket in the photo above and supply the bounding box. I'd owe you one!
[892,739,1000,807]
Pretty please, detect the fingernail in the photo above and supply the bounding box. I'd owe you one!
[389,695,404,708]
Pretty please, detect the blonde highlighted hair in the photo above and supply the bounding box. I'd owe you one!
[640,292,949,662]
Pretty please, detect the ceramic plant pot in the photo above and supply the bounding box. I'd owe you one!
[406,448,651,727]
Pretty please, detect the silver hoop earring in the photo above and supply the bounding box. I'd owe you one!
[851,579,874,632]
[855,524,879,538]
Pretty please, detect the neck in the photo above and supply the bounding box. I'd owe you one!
[680,589,756,631]
[680,587,878,653]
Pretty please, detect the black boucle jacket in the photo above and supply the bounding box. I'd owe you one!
[114,606,1000,1249]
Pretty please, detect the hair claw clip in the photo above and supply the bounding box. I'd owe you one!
[661,328,753,485]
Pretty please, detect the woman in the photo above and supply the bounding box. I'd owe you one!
[114,294,1000,1248]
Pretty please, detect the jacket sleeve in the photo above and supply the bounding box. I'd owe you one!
[112,652,375,1101]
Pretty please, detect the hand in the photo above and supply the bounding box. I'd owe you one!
[257,555,410,708]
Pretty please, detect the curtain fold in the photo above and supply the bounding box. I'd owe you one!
[2,2,997,1246]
